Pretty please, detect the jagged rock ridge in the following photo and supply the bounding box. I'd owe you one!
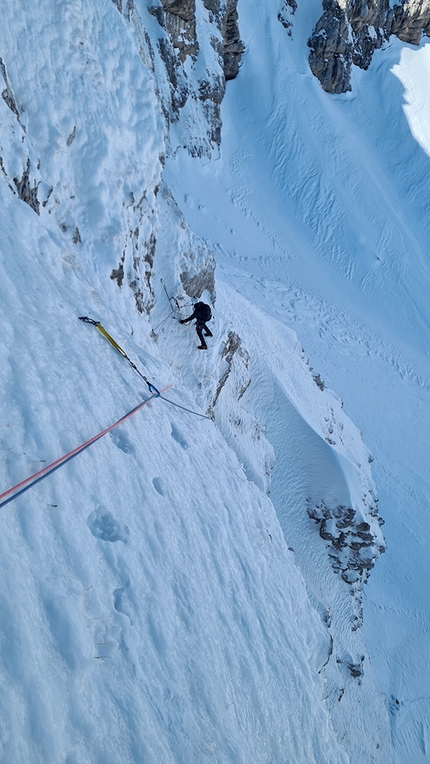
[307,0,430,93]
[278,0,297,35]
[307,499,385,588]
[121,0,244,154]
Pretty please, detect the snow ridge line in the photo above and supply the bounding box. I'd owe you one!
[0,387,172,509]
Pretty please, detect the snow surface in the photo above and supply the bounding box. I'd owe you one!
[0,174,352,760]
[0,0,429,762]
[165,3,430,762]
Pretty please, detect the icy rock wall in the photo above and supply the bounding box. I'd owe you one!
[307,499,385,589]
[0,1,218,317]
[307,0,430,93]
[116,0,244,155]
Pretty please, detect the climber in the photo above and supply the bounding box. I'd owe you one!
[180,301,213,350]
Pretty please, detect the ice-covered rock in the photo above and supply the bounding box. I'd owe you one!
[307,0,430,93]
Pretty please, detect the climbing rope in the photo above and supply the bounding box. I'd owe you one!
[80,316,210,419]
[0,387,170,509]
[79,317,159,394]
[152,308,176,332]
[158,280,194,327]
[0,385,209,507]
[158,394,211,419]
[0,313,212,508]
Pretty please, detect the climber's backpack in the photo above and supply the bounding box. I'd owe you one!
[194,302,212,322]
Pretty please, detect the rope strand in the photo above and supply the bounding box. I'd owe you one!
[158,394,211,420]
[0,387,171,509]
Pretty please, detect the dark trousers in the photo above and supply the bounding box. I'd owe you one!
[195,321,211,345]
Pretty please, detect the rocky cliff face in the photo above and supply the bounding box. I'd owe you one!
[0,0,242,326]
[308,0,430,93]
[115,0,244,155]
[307,499,385,588]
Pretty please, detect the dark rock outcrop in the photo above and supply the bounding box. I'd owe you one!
[207,331,247,416]
[157,0,198,62]
[278,0,298,35]
[307,499,385,586]
[13,158,40,215]
[143,0,244,152]
[179,262,215,299]
[109,0,244,154]
[0,57,20,119]
[308,0,430,93]
[219,0,245,79]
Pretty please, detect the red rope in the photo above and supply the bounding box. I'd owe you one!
[0,386,171,508]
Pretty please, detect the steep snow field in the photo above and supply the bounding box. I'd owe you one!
[0,109,350,764]
[0,1,391,763]
[165,2,430,762]
[0,249,342,764]
[1,0,428,762]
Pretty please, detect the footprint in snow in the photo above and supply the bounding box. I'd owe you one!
[152,477,164,496]
[87,507,128,543]
[170,423,189,449]
[109,428,135,455]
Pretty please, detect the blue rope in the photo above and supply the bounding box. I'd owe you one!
[152,309,175,332]
[0,437,101,509]
[0,392,162,509]
[158,394,211,420]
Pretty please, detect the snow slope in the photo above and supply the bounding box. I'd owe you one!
[165,1,430,762]
[0,112,351,763]
[0,1,393,763]
[4,0,429,760]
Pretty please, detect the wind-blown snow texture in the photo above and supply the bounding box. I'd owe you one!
[0,1,428,763]
[166,2,430,762]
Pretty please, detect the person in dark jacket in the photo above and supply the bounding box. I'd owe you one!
[180,301,213,349]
